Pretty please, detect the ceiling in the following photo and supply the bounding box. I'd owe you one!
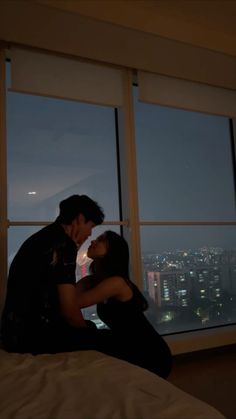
[36,0,236,55]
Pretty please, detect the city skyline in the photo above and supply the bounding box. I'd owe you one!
[77,245,236,334]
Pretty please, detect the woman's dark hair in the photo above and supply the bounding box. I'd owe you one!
[56,194,104,225]
[90,230,148,311]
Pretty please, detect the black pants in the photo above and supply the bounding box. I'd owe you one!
[48,326,172,379]
[95,329,172,379]
[4,325,172,379]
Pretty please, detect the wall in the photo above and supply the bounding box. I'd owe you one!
[36,0,236,57]
[0,1,236,89]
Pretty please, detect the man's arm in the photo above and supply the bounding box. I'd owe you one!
[57,283,87,328]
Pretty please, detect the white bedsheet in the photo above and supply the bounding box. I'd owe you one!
[0,349,225,419]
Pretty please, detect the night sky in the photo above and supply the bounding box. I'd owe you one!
[7,84,236,259]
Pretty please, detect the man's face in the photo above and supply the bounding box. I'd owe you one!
[71,214,96,247]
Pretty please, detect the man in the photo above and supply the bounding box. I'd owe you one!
[1,194,104,354]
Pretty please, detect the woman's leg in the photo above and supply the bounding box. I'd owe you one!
[133,334,172,379]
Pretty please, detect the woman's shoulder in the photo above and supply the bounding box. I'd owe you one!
[101,276,133,301]
[100,276,129,291]
[102,275,127,286]
[96,277,147,308]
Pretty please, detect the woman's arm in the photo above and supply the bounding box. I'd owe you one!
[77,276,132,308]
[76,275,94,294]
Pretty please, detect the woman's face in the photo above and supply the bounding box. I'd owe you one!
[87,234,108,260]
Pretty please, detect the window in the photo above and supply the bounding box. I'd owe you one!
[134,91,235,221]
[7,91,119,223]
[1,48,236,353]
[134,88,236,334]
[6,56,123,327]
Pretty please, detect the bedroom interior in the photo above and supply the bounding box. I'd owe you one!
[0,1,236,418]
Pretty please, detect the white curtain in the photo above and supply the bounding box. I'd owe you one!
[138,71,236,117]
[10,48,124,107]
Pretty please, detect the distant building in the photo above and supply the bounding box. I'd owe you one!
[147,270,190,308]
[192,266,222,301]
[146,265,226,308]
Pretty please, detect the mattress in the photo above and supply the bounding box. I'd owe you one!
[0,349,225,419]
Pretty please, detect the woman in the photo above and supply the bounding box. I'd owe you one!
[76,230,172,379]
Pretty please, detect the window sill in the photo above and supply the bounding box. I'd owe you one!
[164,324,236,355]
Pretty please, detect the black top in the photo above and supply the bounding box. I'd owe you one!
[97,286,172,379]
[1,222,77,348]
[97,285,156,339]
[96,280,173,379]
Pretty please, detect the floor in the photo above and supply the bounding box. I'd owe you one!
[169,344,236,419]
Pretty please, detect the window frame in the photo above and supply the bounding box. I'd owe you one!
[0,49,7,313]
[1,46,236,354]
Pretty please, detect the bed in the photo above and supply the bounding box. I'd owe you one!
[0,349,225,419]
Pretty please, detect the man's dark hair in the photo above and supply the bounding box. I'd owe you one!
[56,194,104,225]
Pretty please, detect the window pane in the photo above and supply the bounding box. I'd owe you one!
[134,89,236,221]
[8,226,41,266]
[7,91,119,221]
[141,226,236,334]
